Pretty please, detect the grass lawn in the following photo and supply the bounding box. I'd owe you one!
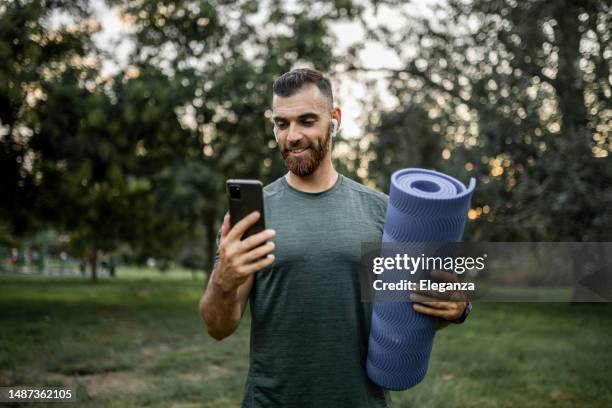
[0,272,610,407]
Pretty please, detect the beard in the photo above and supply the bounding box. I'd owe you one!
[280,126,331,177]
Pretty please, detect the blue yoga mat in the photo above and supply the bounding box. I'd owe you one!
[366,168,476,390]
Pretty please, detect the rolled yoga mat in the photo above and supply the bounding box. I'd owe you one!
[366,168,476,390]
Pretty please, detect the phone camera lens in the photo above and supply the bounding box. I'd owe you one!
[230,185,241,199]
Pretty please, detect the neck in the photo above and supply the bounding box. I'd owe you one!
[285,158,338,193]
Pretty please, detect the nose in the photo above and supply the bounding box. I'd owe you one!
[286,123,304,142]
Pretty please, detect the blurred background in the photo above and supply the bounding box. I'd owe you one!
[0,0,610,407]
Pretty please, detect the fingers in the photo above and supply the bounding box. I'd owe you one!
[220,212,231,239]
[241,254,275,275]
[412,303,449,319]
[240,228,276,252]
[412,298,467,320]
[239,241,275,264]
[227,211,261,241]
[430,269,458,283]
[411,288,455,300]
[411,287,466,301]
[421,270,466,301]
[410,293,446,309]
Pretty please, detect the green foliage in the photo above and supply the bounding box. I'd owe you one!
[361,0,611,241]
[368,103,442,192]
[1,0,361,268]
[0,0,95,235]
[4,0,608,267]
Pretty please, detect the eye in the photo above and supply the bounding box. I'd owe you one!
[276,121,288,129]
[301,119,316,126]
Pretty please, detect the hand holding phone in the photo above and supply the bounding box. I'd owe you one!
[211,180,275,293]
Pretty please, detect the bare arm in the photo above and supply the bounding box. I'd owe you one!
[198,212,275,340]
[199,269,254,340]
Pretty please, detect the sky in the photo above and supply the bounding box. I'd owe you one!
[87,0,439,139]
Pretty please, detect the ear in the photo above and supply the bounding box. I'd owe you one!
[330,106,341,138]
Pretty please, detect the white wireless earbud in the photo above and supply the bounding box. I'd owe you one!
[273,126,278,143]
[331,118,338,138]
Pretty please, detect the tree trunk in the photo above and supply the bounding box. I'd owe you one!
[554,3,591,158]
[89,249,98,282]
[553,3,595,302]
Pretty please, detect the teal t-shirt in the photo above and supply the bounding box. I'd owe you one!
[239,174,391,408]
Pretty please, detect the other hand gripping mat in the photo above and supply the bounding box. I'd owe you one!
[366,168,476,390]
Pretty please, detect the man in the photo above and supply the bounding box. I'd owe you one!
[199,68,468,407]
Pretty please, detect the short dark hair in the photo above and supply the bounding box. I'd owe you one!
[272,68,334,109]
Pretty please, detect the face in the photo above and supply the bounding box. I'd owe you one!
[272,85,336,177]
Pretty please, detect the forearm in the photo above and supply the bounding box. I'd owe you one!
[199,269,242,340]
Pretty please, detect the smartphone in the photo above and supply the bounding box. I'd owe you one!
[226,179,266,240]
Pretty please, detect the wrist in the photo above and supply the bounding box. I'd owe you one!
[210,269,240,299]
[451,301,472,324]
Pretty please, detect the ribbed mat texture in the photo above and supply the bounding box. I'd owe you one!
[366,168,476,390]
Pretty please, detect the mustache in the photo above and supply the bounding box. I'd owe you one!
[282,141,311,151]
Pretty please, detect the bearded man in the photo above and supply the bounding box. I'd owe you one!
[199,68,468,407]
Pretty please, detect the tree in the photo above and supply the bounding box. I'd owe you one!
[30,63,199,279]
[355,0,611,241]
[0,0,95,238]
[1,0,376,276]
[115,0,365,273]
